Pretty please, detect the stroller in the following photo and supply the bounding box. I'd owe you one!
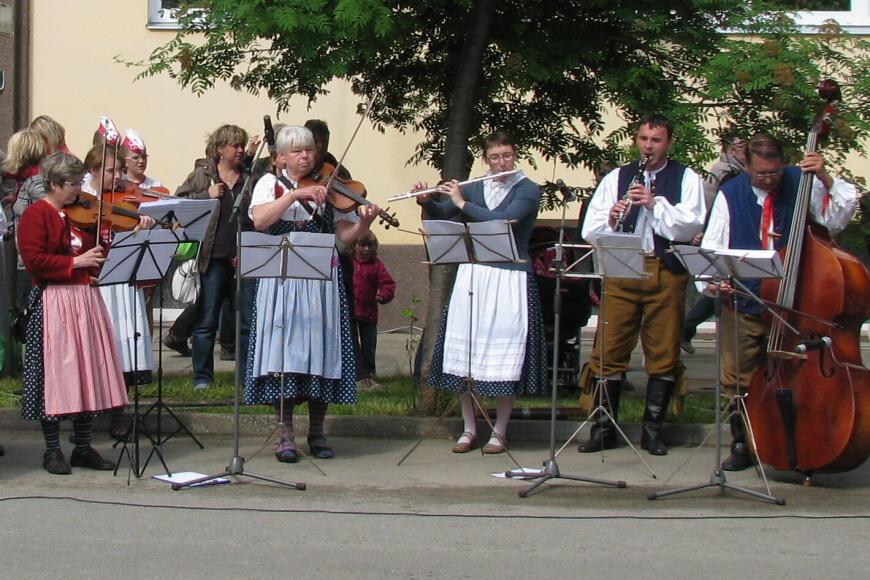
[529,222,594,390]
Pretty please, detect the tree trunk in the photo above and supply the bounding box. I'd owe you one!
[419,0,495,413]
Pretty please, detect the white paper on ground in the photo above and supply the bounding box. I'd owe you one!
[491,467,545,479]
[152,471,230,487]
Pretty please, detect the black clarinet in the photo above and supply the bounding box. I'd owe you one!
[613,155,649,232]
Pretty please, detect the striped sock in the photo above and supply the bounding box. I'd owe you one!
[308,400,328,443]
[72,415,93,450]
[40,419,61,451]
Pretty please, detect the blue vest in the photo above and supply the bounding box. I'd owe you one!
[617,159,689,274]
[720,167,802,316]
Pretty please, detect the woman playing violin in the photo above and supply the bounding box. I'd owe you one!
[81,144,157,439]
[245,125,380,463]
[17,152,128,474]
[413,131,548,455]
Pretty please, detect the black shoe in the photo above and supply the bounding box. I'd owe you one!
[640,432,669,456]
[275,447,300,463]
[70,447,114,470]
[307,436,334,459]
[219,348,235,361]
[162,333,191,357]
[577,431,618,453]
[43,448,71,475]
[578,378,623,453]
[721,442,754,471]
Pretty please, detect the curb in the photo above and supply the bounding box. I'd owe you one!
[0,408,726,447]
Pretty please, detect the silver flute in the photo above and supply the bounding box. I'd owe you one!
[613,155,650,232]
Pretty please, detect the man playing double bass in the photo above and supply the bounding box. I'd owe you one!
[700,133,859,471]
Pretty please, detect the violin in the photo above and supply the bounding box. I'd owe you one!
[298,162,399,228]
[65,193,145,232]
[112,183,173,205]
[747,79,870,481]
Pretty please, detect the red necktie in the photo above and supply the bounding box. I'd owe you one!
[760,190,776,249]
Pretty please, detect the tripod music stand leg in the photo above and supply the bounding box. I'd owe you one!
[142,440,171,475]
[144,401,205,449]
[397,394,460,466]
[170,464,306,491]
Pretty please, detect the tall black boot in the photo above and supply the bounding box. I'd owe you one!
[641,377,674,456]
[722,403,753,471]
[578,379,622,453]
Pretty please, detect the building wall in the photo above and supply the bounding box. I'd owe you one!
[0,0,19,146]
[27,2,870,330]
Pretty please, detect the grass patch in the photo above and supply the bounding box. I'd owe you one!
[0,373,718,422]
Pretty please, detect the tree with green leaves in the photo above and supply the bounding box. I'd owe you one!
[131,0,869,406]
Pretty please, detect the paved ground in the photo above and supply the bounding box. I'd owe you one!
[0,427,868,579]
[2,327,869,578]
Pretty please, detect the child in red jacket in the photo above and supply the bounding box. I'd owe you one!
[352,231,396,388]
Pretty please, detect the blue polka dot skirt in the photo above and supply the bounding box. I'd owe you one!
[244,211,357,405]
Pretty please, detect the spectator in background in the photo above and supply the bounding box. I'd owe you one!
[29,115,70,156]
[5,129,52,309]
[175,124,252,390]
[352,231,396,389]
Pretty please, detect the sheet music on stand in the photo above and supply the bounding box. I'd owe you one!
[587,231,646,280]
[240,231,336,281]
[673,246,784,281]
[672,245,719,280]
[139,198,218,243]
[99,228,185,285]
[420,219,520,264]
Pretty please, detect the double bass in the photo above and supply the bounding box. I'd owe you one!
[747,80,870,483]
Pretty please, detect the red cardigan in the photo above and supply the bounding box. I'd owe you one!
[18,199,93,285]
[352,256,396,324]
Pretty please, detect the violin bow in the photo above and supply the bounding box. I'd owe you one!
[322,92,379,201]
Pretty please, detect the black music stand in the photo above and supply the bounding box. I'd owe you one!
[100,228,181,481]
[137,198,218,448]
[647,246,785,505]
[398,219,525,469]
[170,229,335,491]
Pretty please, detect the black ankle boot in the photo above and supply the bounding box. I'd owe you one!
[722,407,754,471]
[640,377,674,456]
[43,448,71,475]
[578,379,622,453]
[70,447,114,470]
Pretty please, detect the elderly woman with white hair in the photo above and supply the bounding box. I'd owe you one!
[245,125,379,463]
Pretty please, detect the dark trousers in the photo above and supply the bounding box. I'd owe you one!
[683,295,716,341]
[169,296,234,351]
[353,320,378,379]
[191,259,235,384]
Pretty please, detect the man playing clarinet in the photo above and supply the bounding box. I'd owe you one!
[580,114,706,456]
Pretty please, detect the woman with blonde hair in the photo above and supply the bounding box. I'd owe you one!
[176,124,252,389]
[29,115,69,155]
[4,129,48,218]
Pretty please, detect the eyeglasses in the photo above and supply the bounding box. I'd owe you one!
[753,170,783,179]
[486,152,514,162]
